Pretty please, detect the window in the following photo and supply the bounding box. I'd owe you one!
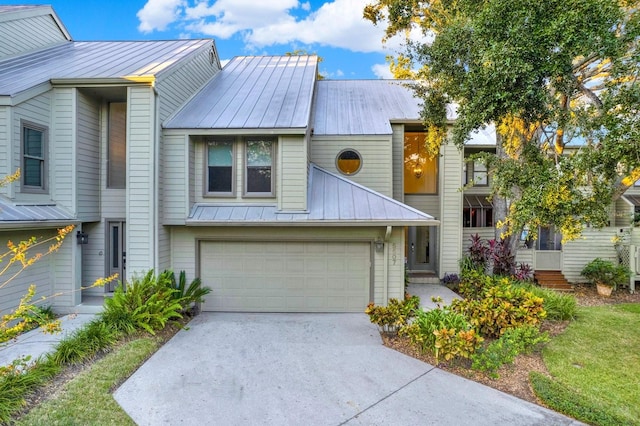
[21,121,47,192]
[462,196,493,227]
[464,160,489,186]
[404,132,438,194]
[245,138,273,195]
[107,102,126,189]
[207,139,234,194]
[537,226,562,250]
[336,149,362,175]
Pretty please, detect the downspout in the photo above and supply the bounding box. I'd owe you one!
[383,226,392,304]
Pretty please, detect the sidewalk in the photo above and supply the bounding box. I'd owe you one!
[406,282,461,309]
[0,313,97,367]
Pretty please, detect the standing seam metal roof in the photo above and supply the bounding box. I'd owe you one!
[0,39,213,96]
[0,196,75,223]
[164,55,317,130]
[186,164,437,226]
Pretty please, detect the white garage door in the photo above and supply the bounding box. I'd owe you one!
[199,241,371,312]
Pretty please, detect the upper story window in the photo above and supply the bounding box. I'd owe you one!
[464,159,489,186]
[21,120,47,192]
[245,138,274,195]
[404,132,438,194]
[336,149,362,175]
[207,139,234,195]
[463,196,493,227]
[107,102,127,189]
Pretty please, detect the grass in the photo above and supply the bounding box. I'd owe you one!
[533,303,640,425]
[15,337,159,426]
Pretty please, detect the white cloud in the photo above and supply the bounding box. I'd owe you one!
[137,0,390,53]
[137,0,185,33]
[371,63,393,79]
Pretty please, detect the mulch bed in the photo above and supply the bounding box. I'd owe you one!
[383,284,640,406]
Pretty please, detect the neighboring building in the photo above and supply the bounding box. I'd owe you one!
[1,6,637,316]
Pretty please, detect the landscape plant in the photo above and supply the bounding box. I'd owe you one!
[165,270,212,313]
[580,258,631,291]
[516,283,577,321]
[365,295,420,333]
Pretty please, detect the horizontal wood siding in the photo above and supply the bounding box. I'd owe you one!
[0,230,56,313]
[279,135,307,211]
[76,90,100,220]
[126,86,157,278]
[562,227,620,283]
[50,88,75,212]
[12,92,51,202]
[391,124,404,201]
[0,14,67,60]
[156,44,220,123]
[163,134,189,224]
[515,248,534,267]
[0,106,8,196]
[81,221,107,296]
[439,143,463,276]
[52,233,76,307]
[404,195,440,218]
[310,135,393,197]
[615,198,633,227]
[462,228,494,251]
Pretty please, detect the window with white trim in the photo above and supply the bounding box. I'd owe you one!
[21,121,47,192]
[245,138,274,195]
[207,139,234,195]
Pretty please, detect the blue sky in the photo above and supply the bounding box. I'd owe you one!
[5,0,406,79]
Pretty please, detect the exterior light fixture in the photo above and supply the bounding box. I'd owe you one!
[374,238,384,252]
[76,231,88,245]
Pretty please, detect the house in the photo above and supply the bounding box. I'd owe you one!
[1,6,637,317]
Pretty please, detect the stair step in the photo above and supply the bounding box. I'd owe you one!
[534,270,573,292]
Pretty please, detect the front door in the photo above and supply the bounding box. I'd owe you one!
[107,220,126,292]
[407,226,437,271]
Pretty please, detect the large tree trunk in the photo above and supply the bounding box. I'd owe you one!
[493,136,520,256]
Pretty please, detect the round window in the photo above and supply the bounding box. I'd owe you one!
[336,149,362,175]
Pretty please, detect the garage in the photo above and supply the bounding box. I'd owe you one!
[199,240,371,312]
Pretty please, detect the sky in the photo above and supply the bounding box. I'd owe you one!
[5,0,406,79]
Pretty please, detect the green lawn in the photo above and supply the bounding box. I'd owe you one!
[16,337,159,426]
[534,303,640,425]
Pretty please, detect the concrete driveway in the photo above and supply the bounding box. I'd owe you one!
[114,313,581,425]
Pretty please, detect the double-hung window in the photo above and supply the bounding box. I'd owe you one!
[245,138,274,195]
[207,139,234,195]
[21,121,47,192]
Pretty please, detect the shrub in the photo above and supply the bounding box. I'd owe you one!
[49,320,119,365]
[488,238,516,276]
[401,301,483,363]
[514,263,533,281]
[452,279,546,337]
[165,270,212,313]
[100,270,183,335]
[365,295,420,333]
[465,234,490,271]
[471,325,549,378]
[517,283,577,321]
[580,258,631,290]
[458,268,494,299]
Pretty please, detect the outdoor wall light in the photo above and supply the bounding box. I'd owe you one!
[374,238,384,252]
[76,231,89,245]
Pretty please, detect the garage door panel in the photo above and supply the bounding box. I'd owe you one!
[200,241,371,312]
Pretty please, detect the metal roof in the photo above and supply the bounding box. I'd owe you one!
[312,80,422,136]
[623,194,640,206]
[0,196,75,226]
[0,39,213,97]
[186,164,437,226]
[164,55,317,130]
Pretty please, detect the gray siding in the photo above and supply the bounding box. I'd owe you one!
[279,135,307,210]
[0,14,67,60]
[50,88,74,212]
[615,197,633,227]
[163,134,189,224]
[0,106,8,196]
[81,221,107,296]
[12,92,51,202]
[310,135,393,197]
[391,124,404,201]
[76,90,100,220]
[462,228,494,251]
[404,195,440,218]
[562,227,620,283]
[126,86,157,278]
[438,143,464,276]
[156,43,220,123]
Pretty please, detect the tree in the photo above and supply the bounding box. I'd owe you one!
[364,0,640,247]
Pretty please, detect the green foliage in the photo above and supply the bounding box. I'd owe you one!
[48,320,119,365]
[400,301,483,363]
[458,268,495,300]
[471,325,549,378]
[100,270,183,336]
[365,296,420,333]
[530,372,633,426]
[517,283,577,321]
[364,0,640,241]
[165,270,212,313]
[580,258,631,289]
[452,279,546,337]
[0,304,57,344]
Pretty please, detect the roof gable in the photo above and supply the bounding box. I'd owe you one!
[165,55,317,131]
